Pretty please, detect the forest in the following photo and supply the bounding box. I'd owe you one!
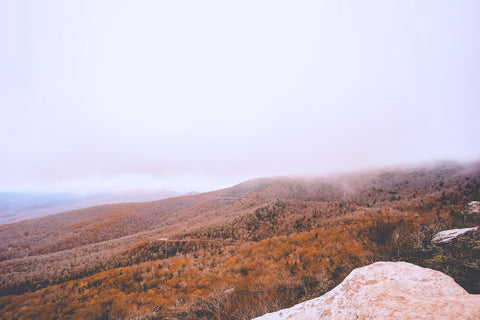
[0,161,479,319]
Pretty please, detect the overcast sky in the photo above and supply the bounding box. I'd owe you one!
[1,1,479,193]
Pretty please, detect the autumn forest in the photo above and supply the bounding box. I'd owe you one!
[1,161,479,319]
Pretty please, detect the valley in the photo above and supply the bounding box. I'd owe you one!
[0,161,479,319]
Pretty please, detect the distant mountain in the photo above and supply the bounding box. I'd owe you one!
[254,262,480,319]
[0,190,180,225]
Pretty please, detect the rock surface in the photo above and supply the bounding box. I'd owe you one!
[253,261,480,320]
[466,201,480,214]
[431,227,478,243]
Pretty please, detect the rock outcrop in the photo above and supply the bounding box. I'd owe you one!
[466,201,480,214]
[431,227,478,243]
[253,261,480,320]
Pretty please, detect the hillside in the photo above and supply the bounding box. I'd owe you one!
[0,190,180,225]
[0,161,479,319]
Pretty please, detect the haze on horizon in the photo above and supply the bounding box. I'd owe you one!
[1,1,479,194]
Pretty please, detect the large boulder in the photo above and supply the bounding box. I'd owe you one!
[431,227,478,244]
[253,261,480,320]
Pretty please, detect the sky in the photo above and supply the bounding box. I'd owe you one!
[0,0,479,194]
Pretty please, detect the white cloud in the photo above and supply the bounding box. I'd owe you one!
[1,0,479,193]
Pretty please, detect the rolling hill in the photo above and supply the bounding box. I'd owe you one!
[0,190,180,225]
[0,161,479,319]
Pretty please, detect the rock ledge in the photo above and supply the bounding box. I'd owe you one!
[253,261,480,320]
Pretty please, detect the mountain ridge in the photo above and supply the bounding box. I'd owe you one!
[0,161,479,319]
[0,190,181,225]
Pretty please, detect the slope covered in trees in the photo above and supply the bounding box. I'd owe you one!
[0,161,479,319]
